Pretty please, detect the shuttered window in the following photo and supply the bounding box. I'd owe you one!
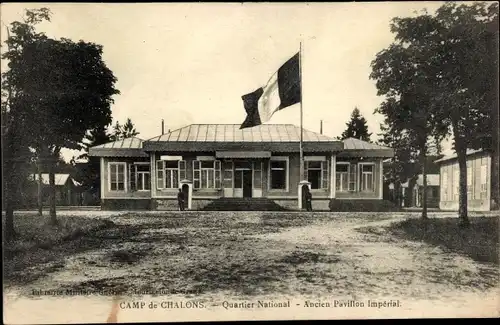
[254,161,262,189]
[129,164,136,191]
[179,160,186,181]
[306,160,329,189]
[348,163,357,192]
[214,160,221,189]
[156,161,164,189]
[135,164,150,191]
[109,162,126,192]
[321,160,329,189]
[442,171,448,200]
[157,160,182,189]
[359,164,375,192]
[193,160,221,189]
[336,163,349,192]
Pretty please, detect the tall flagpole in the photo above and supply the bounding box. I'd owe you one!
[299,41,304,181]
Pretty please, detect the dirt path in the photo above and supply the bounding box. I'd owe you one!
[255,217,499,299]
[4,213,499,322]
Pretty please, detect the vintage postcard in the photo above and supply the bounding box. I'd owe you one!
[2,1,499,323]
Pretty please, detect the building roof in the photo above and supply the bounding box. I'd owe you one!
[88,137,148,157]
[32,174,73,186]
[342,138,388,150]
[147,124,335,142]
[143,124,344,153]
[338,138,394,158]
[402,174,440,188]
[434,149,485,164]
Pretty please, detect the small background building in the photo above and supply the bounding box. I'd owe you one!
[401,174,440,208]
[31,173,82,206]
[436,149,493,211]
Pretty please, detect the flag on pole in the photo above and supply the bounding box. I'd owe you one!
[240,52,301,129]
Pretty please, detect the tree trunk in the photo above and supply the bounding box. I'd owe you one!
[3,128,18,241]
[406,177,416,207]
[394,181,401,208]
[37,157,43,216]
[457,146,470,226]
[48,155,57,225]
[420,150,428,219]
[3,160,17,242]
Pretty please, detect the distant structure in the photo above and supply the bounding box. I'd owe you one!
[31,173,82,206]
[401,174,440,208]
[435,149,494,211]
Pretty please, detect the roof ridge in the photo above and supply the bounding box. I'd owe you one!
[94,136,144,147]
[145,124,188,141]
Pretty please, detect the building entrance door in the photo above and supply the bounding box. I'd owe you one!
[242,170,253,198]
[234,161,252,198]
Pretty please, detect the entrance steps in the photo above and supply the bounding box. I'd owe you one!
[200,198,288,211]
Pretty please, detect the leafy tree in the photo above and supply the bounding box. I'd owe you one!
[371,44,446,219]
[427,2,497,222]
[339,107,372,142]
[377,118,420,207]
[2,8,120,225]
[371,2,497,223]
[1,8,51,240]
[110,118,140,141]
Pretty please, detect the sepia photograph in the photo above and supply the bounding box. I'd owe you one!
[2,1,499,323]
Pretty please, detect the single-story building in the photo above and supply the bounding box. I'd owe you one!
[88,124,394,210]
[31,173,82,206]
[401,174,440,208]
[435,149,493,211]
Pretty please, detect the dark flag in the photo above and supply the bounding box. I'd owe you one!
[240,52,301,129]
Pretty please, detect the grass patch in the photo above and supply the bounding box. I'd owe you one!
[388,216,499,264]
[3,214,117,285]
[3,215,115,257]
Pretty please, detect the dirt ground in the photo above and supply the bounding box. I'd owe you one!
[3,211,500,322]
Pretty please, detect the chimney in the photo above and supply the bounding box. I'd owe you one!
[320,120,323,135]
[161,119,165,135]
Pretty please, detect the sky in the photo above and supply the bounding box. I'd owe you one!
[1,2,466,161]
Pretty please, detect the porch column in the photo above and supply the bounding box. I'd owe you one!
[100,158,105,200]
[330,153,336,199]
[150,152,156,198]
[379,159,383,199]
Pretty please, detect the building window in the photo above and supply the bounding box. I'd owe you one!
[109,162,126,191]
[223,160,233,189]
[359,164,375,192]
[480,164,488,198]
[453,169,460,201]
[336,163,350,192]
[157,160,185,189]
[466,166,472,196]
[193,160,221,189]
[269,158,288,190]
[349,164,357,191]
[442,171,448,201]
[136,164,150,191]
[254,161,262,189]
[306,160,328,190]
